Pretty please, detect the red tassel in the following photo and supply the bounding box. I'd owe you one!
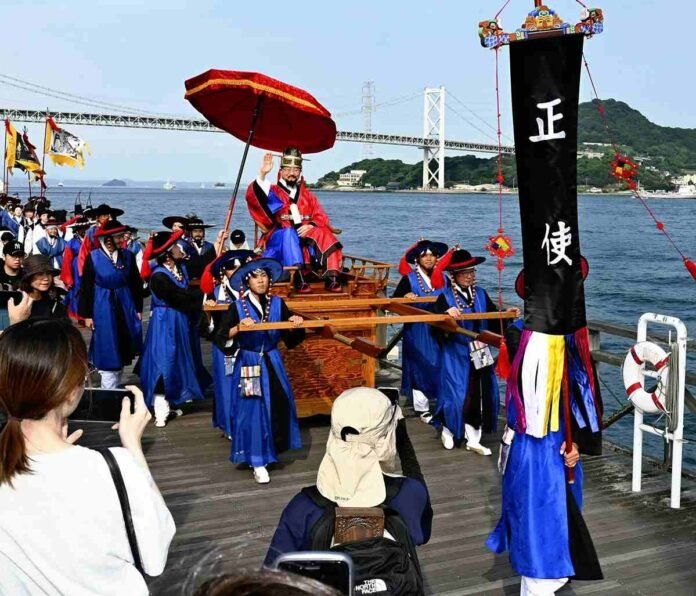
[200,259,218,295]
[496,337,512,380]
[398,241,421,276]
[685,258,696,282]
[431,248,454,289]
[140,237,154,281]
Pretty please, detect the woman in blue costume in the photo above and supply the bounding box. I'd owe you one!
[391,239,448,422]
[78,220,143,389]
[137,230,211,427]
[214,258,305,485]
[431,248,520,453]
[201,249,255,438]
[486,271,603,596]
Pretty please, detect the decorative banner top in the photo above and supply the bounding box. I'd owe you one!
[479,4,603,49]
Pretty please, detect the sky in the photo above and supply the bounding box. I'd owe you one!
[1,0,694,184]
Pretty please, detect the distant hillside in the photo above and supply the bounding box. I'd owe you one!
[317,99,695,191]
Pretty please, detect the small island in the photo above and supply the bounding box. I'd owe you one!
[102,179,127,187]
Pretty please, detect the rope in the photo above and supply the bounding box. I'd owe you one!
[494,46,507,336]
[495,0,512,20]
[582,55,689,262]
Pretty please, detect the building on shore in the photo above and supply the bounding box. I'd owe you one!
[337,169,367,187]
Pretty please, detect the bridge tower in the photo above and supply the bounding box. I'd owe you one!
[361,81,375,159]
[422,86,445,189]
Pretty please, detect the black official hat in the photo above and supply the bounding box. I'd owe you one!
[230,229,246,245]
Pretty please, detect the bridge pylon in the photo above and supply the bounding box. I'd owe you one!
[422,86,445,190]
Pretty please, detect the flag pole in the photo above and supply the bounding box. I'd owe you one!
[40,109,49,198]
[218,94,265,254]
[27,172,32,198]
[2,121,7,194]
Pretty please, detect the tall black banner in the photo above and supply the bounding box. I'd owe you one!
[510,34,585,335]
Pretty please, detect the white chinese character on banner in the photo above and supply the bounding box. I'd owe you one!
[541,221,573,266]
[529,98,566,143]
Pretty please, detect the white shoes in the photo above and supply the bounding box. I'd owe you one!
[253,466,270,484]
[465,423,492,456]
[441,427,455,450]
[419,411,433,424]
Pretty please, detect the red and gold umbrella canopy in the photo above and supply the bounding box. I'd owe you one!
[184,70,336,154]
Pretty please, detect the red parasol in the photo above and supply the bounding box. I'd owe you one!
[185,70,336,153]
[184,70,337,251]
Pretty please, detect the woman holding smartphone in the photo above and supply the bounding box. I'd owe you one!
[0,319,175,595]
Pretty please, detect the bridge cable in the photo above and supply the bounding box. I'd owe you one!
[446,90,514,143]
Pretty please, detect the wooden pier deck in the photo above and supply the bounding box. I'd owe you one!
[74,390,696,595]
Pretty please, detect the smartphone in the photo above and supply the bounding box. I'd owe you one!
[70,387,135,422]
[273,552,353,595]
[0,291,23,309]
[377,386,400,407]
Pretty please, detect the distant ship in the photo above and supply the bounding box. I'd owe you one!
[57,181,64,188]
[200,183,206,189]
[213,181,225,188]
[163,180,176,191]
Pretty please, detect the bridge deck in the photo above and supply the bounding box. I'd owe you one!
[75,387,696,595]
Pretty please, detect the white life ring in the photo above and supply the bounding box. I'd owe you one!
[622,341,670,414]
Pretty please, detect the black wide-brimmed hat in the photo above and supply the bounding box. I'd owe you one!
[162,215,191,229]
[22,254,60,280]
[84,203,124,218]
[94,219,129,238]
[230,229,246,245]
[212,249,256,277]
[185,217,214,230]
[515,256,590,300]
[140,230,185,280]
[231,257,284,290]
[444,249,486,271]
[45,211,67,227]
[398,239,449,275]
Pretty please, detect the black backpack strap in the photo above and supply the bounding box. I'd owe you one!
[97,448,144,574]
[302,486,338,551]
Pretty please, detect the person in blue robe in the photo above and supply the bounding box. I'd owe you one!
[137,230,211,427]
[2,202,22,236]
[182,216,216,280]
[486,281,603,595]
[431,248,520,454]
[214,257,305,485]
[202,249,255,438]
[392,239,448,422]
[78,219,143,389]
[123,226,144,270]
[34,213,66,270]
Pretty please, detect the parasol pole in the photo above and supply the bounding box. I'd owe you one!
[40,109,49,198]
[219,94,265,254]
[2,122,7,194]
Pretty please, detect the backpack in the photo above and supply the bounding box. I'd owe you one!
[303,483,425,596]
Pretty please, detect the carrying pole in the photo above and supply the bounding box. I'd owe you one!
[219,94,265,254]
[40,110,49,198]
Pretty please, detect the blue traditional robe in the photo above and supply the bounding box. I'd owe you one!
[139,265,209,407]
[35,236,66,269]
[228,296,302,467]
[432,285,499,443]
[211,282,238,437]
[79,249,143,371]
[396,270,444,405]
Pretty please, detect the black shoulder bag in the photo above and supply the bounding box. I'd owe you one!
[98,448,145,574]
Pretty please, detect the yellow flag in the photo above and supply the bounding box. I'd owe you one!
[4,119,17,170]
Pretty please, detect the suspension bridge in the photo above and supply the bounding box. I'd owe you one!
[1,78,514,189]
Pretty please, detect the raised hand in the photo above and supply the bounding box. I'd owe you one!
[260,152,274,178]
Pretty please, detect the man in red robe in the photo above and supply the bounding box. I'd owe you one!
[245,147,343,293]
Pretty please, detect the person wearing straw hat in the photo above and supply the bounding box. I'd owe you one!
[392,239,449,423]
[34,213,66,271]
[19,254,68,319]
[264,387,432,577]
[60,215,91,322]
[431,247,520,454]
[138,230,211,427]
[78,219,143,390]
[246,148,344,293]
[213,257,305,484]
[200,249,255,439]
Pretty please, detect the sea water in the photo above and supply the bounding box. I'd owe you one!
[19,187,696,468]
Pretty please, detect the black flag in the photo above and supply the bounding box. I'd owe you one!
[510,34,585,336]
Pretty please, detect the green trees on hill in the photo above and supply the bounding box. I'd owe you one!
[317,99,689,191]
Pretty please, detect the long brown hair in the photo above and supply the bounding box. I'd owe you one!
[0,319,88,486]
